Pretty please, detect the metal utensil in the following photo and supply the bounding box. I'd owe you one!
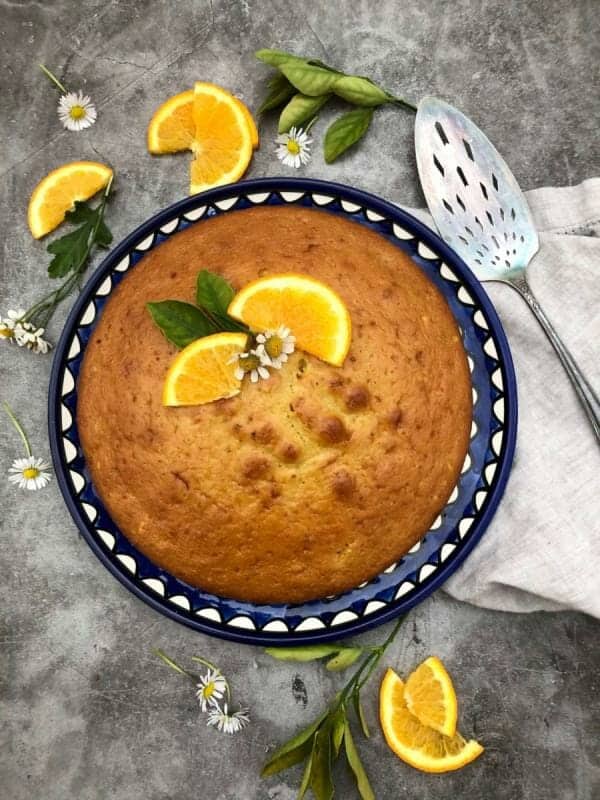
[415,96,600,443]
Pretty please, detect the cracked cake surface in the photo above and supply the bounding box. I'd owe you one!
[78,205,471,604]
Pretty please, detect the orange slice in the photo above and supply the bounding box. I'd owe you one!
[162,332,248,407]
[379,668,484,773]
[147,89,196,154]
[227,274,352,367]
[403,656,458,737]
[189,82,254,194]
[27,161,113,239]
[232,96,259,149]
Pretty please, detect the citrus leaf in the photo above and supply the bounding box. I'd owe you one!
[261,711,328,777]
[353,693,370,738]
[280,62,340,97]
[324,107,374,163]
[258,72,296,114]
[264,645,343,662]
[326,647,363,671]
[333,75,391,107]
[297,747,315,799]
[331,708,346,757]
[278,93,330,133]
[310,726,334,800]
[344,721,375,800]
[255,48,307,68]
[196,270,235,316]
[146,300,216,348]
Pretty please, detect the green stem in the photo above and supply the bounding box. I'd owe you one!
[391,97,417,113]
[3,402,33,457]
[38,63,68,94]
[154,649,196,683]
[305,115,319,133]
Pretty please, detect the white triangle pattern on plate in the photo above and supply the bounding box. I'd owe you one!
[54,187,509,638]
[61,404,72,431]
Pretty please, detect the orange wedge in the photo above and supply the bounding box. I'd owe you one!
[189,82,254,194]
[147,89,196,154]
[404,656,458,737]
[27,161,113,239]
[227,274,352,367]
[147,83,256,194]
[379,668,483,773]
[162,332,248,407]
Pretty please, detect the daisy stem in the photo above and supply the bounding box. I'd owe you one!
[38,64,68,94]
[305,115,318,134]
[154,649,196,683]
[3,402,32,457]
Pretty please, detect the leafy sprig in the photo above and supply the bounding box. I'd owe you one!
[22,178,113,331]
[147,270,250,349]
[256,49,416,162]
[262,615,406,799]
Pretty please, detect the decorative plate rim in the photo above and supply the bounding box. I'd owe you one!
[48,177,518,646]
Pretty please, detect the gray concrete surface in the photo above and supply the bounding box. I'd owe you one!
[1,1,599,798]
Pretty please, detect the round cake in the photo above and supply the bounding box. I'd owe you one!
[78,205,471,604]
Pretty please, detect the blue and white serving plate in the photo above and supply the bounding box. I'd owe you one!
[48,178,517,646]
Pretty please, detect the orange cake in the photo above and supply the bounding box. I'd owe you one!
[78,205,471,604]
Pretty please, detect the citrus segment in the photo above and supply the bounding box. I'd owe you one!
[404,656,458,737]
[162,332,249,407]
[227,274,351,367]
[27,161,113,239]
[379,668,483,773]
[189,82,253,194]
[232,96,259,149]
[147,89,196,154]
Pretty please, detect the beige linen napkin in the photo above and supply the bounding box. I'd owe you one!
[407,178,600,617]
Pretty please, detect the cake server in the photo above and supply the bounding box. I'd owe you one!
[415,96,600,443]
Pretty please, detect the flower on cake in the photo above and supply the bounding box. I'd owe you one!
[4,402,52,492]
[275,125,312,168]
[196,669,227,712]
[256,326,296,369]
[206,703,250,735]
[230,349,271,383]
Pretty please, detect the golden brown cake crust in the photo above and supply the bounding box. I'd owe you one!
[77,206,472,604]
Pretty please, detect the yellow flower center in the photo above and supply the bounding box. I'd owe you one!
[69,105,86,120]
[239,354,260,373]
[265,335,283,358]
[23,467,40,480]
[286,139,300,155]
[0,327,14,338]
[202,681,215,698]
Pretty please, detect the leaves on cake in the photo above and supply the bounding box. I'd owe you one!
[147,300,217,348]
[148,270,250,348]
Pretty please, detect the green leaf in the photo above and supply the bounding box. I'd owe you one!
[95,219,113,248]
[264,645,343,662]
[146,300,216,348]
[323,107,374,163]
[333,75,391,107]
[307,58,343,74]
[280,62,340,97]
[255,49,307,68]
[343,721,375,800]
[65,201,97,224]
[258,72,296,114]
[278,93,330,133]
[297,748,314,800]
[310,727,334,800]
[261,711,328,778]
[196,270,235,316]
[331,708,346,757]
[47,224,92,278]
[326,647,363,671]
[353,693,370,738]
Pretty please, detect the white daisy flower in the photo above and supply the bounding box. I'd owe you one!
[229,350,270,383]
[14,323,52,354]
[58,90,97,132]
[206,703,250,735]
[275,126,312,168]
[8,455,52,491]
[195,669,227,712]
[0,309,26,342]
[256,326,296,369]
